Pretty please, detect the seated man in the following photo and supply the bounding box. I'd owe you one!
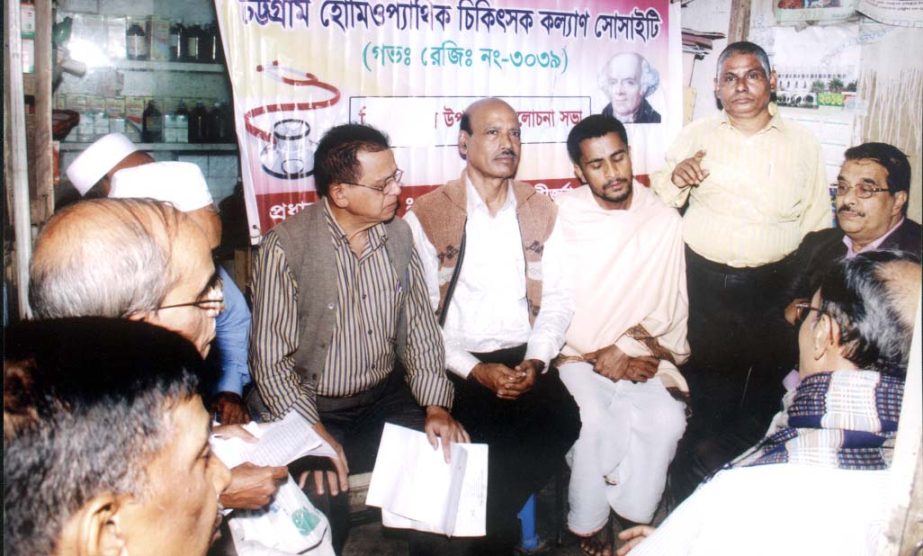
[29,198,286,512]
[619,250,921,556]
[249,123,467,552]
[406,97,581,552]
[108,161,253,424]
[4,317,231,556]
[783,142,921,325]
[66,133,252,424]
[555,115,689,555]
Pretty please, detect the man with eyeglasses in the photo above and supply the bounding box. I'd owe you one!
[782,142,921,326]
[616,250,920,556]
[29,197,289,517]
[67,147,252,427]
[651,41,831,503]
[106,161,254,426]
[249,123,467,553]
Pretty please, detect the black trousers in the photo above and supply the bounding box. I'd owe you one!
[669,247,795,503]
[290,369,426,555]
[448,344,581,554]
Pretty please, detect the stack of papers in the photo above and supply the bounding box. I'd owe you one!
[366,423,488,537]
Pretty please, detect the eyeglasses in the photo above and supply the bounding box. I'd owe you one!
[834,182,889,199]
[157,272,225,314]
[341,169,404,193]
[793,302,824,326]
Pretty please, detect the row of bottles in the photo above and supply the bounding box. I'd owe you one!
[126,20,224,64]
[142,100,235,144]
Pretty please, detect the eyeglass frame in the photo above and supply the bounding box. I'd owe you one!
[833,181,890,199]
[157,271,225,313]
[793,301,824,326]
[340,169,404,193]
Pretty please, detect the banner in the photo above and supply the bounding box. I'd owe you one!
[214,0,682,241]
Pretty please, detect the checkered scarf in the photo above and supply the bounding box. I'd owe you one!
[732,370,904,470]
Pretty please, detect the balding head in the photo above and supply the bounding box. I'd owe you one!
[29,198,220,356]
[457,97,522,182]
[817,250,921,377]
[30,199,182,319]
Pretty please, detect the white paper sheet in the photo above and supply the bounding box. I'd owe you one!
[366,423,487,537]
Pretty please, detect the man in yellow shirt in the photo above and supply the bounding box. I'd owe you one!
[651,41,831,501]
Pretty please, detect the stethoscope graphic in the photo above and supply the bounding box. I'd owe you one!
[244,61,341,180]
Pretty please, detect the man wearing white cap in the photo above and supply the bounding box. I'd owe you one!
[109,161,253,425]
[65,132,154,197]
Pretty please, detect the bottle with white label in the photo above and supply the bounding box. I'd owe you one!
[126,23,148,61]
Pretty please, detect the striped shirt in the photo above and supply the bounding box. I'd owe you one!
[651,105,831,268]
[249,203,452,424]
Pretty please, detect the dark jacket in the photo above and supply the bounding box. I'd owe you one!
[785,218,922,301]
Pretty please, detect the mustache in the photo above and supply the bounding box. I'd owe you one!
[497,148,516,157]
[838,205,865,217]
[605,178,628,187]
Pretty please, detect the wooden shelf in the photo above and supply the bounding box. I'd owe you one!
[114,60,227,73]
[59,142,237,152]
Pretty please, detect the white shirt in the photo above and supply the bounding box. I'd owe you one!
[405,178,573,378]
[630,465,889,556]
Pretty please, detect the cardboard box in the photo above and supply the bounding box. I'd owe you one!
[126,96,146,122]
[88,95,107,113]
[67,94,89,112]
[148,17,171,61]
[106,96,126,118]
[106,17,127,60]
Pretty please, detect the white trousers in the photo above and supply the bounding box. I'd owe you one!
[559,361,687,533]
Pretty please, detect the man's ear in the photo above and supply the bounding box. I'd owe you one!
[573,164,587,185]
[328,184,350,209]
[812,313,837,359]
[126,311,150,323]
[458,132,470,160]
[892,191,908,217]
[61,494,126,556]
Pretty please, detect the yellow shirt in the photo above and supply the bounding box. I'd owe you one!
[651,105,831,268]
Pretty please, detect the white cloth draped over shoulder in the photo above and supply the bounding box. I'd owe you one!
[556,183,689,391]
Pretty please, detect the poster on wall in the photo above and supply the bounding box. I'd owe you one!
[858,0,923,27]
[214,0,682,241]
[771,24,860,111]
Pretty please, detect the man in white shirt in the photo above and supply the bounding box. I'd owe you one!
[406,97,581,553]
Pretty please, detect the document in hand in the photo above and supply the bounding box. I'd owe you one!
[209,412,337,555]
[210,410,337,469]
[366,423,488,537]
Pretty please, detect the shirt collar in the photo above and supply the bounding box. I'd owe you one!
[464,175,515,215]
[842,218,904,258]
[322,198,388,250]
[719,102,785,134]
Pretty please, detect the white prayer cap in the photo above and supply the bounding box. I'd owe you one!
[109,161,214,212]
[65,133,139,195]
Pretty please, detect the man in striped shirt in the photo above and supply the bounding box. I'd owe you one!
[249,124,468,552]
[651,41,831,502]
